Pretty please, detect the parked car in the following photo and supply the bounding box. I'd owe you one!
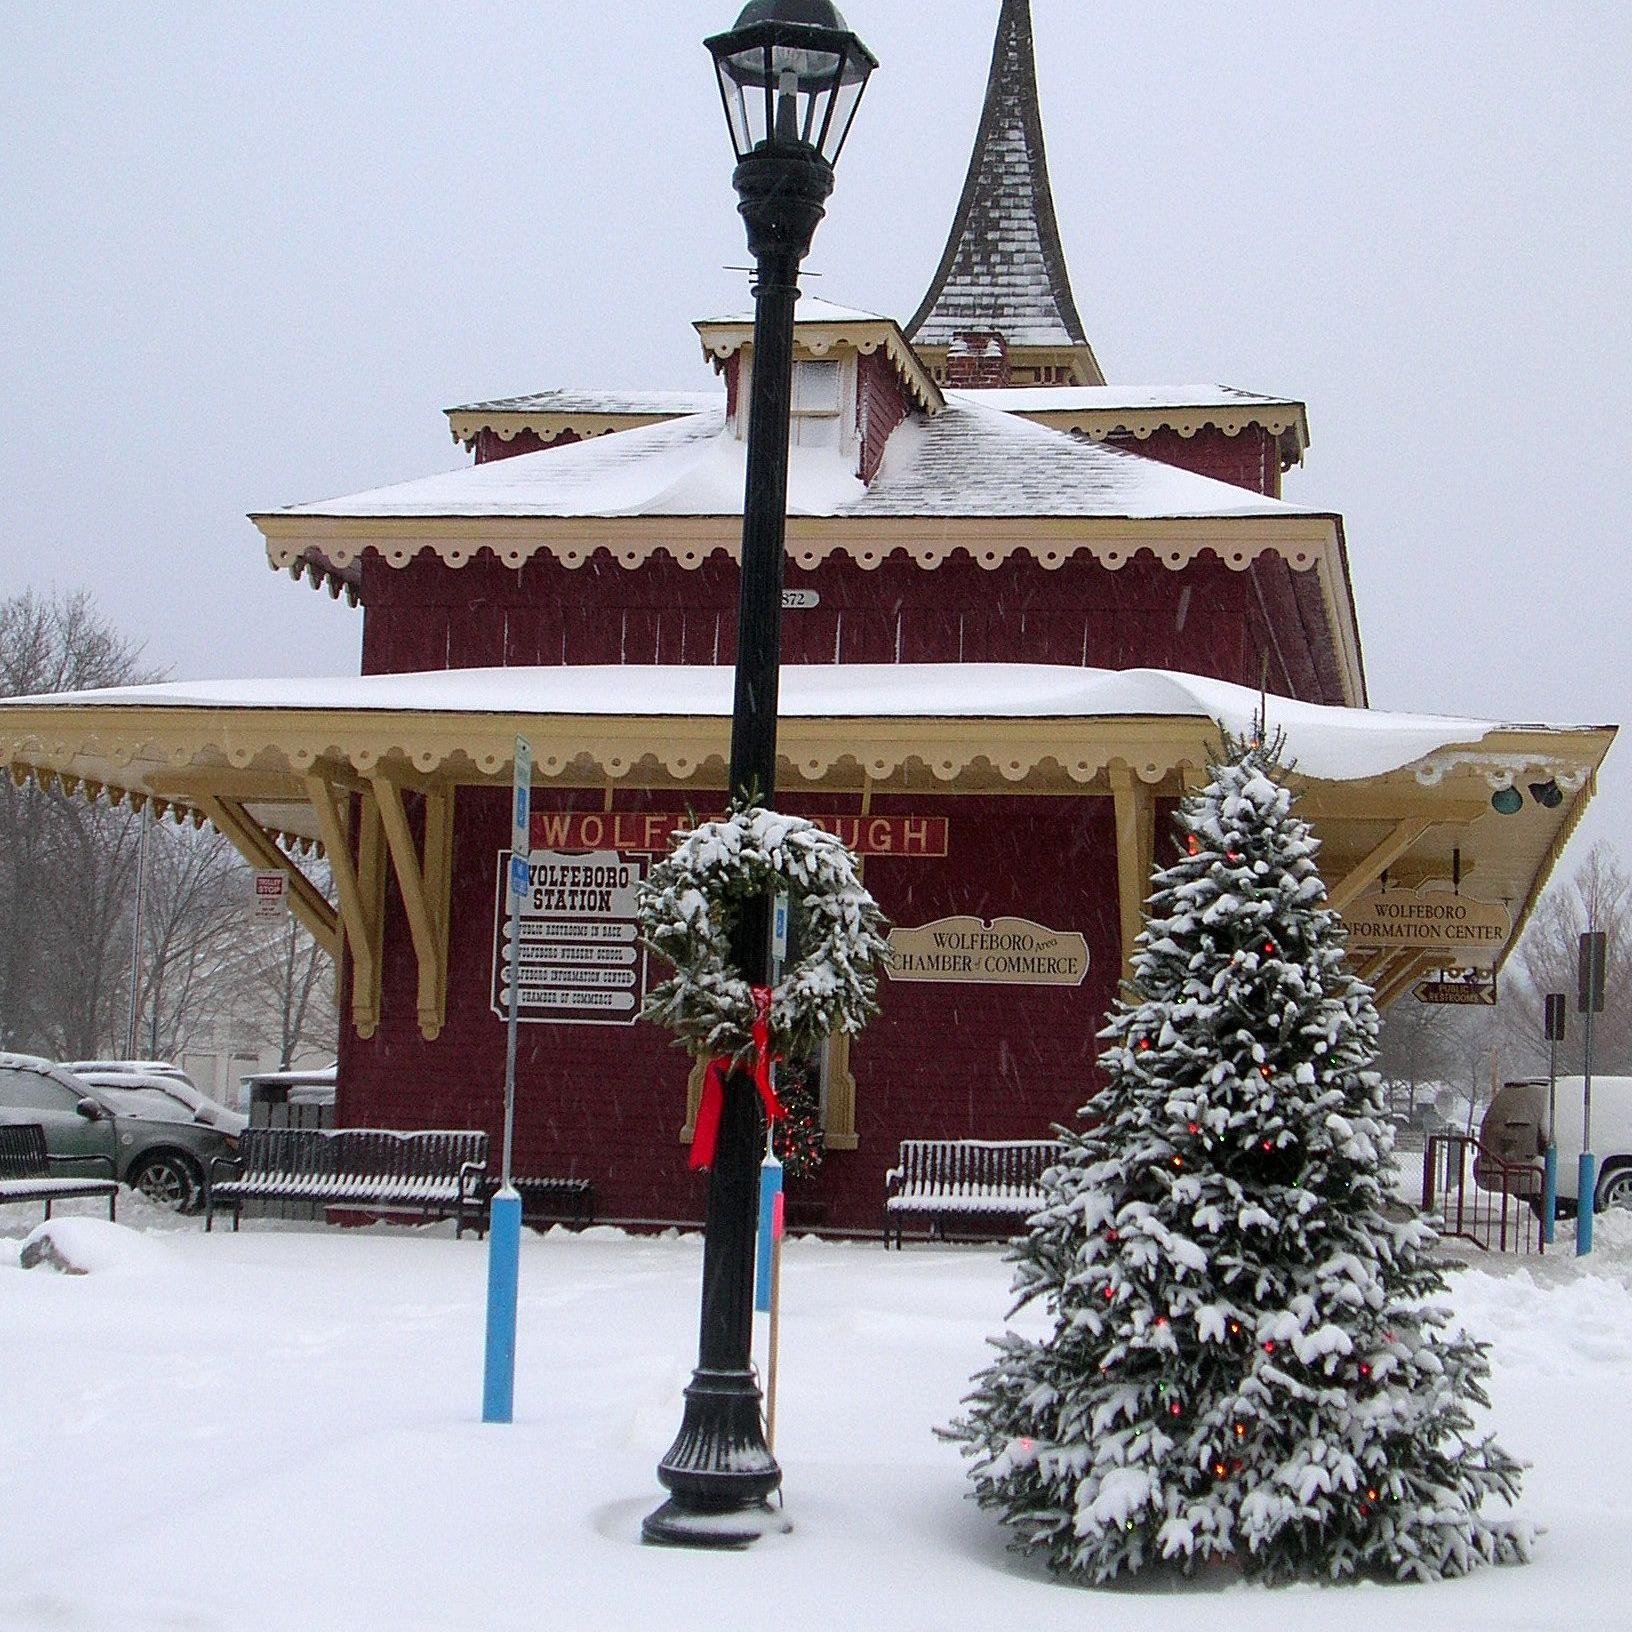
[1480,1076,1632,1215]
[0,1054,238,1213]
[62,1059,247,1136]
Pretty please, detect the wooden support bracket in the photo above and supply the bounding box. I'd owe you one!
[304,774,384,1039]
[1110,764,1156,989]
[195,794,338,960]
[1373,952,1431,1011]
[1326,817,1435,913]
[370,775,455,1042]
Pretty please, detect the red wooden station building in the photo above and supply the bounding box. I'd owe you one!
[0,1,1611,1231]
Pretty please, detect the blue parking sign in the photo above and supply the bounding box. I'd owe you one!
[509,853,531,900]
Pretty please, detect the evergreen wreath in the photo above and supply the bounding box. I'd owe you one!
[638,804,890,1065]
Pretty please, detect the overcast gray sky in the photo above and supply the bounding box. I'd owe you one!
[3,1,1630,845]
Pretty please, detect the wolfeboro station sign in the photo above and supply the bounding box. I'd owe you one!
[0,0,1613,1229]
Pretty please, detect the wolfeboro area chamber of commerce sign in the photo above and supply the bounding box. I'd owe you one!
[490,851,646,1026]
[1340,886,1512,966]
[886,917,1090,986]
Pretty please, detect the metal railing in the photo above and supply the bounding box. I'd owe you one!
[1421,1132,1546,1255]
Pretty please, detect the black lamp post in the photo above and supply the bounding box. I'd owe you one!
[642,0,876,1550]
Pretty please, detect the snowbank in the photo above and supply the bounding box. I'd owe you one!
[0,1224,1626,1630]
[16,1217,172,1276]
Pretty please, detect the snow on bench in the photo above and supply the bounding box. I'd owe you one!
[0,1123,118,1222]
[883,1138,1062,1248]
[206,1128,489,1237]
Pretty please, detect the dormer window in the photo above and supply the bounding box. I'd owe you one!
[790,359,843,448]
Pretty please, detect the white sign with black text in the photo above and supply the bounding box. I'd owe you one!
[490,850,647,1026]
[251,870,289,924]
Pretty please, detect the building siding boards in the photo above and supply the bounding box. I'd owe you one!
[355,546,1324,703]
[338,784,1121,1231]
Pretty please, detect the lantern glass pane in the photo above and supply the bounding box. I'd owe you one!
[716,60,754,158]
[819,71,866,164]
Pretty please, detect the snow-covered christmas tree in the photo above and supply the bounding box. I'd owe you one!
[946,729,1529,1585]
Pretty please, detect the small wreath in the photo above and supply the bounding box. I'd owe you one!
[638,804,891,1064]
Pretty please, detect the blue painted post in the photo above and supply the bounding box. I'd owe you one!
[483,1188,523,1423]
[1576,1154,1596,1256]
[756,1154,784,1315]
[1542,1144,1558,1246]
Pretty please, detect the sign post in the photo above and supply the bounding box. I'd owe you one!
[1576,931,1606,1256]
[484,736,531,1422]
[1542,993,1566,1245]
[757,891,790,1446]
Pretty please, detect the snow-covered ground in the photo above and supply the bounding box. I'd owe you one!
[2,1201,1629,1632]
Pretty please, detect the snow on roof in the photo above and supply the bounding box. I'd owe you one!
[856,402,1319,520]
[447,389,723,417]
[13,662,1585,785]
[269,402,1315,523]
[951,384,1303,414]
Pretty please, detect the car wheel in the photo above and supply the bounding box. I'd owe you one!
[1595,1163,1632,1213]
[130,1153,201,1213]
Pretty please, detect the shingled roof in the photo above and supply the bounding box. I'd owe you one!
[907,0,1102,379]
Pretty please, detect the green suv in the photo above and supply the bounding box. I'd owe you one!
[0,1054,240,1213]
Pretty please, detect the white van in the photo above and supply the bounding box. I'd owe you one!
[1480,1077,1632,1214]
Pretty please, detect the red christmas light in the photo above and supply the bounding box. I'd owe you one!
[1187,1121,1201,1135]
[1186,834,1201,856]
[1359,1363,1372,1379]
[1263,1340,1277,1355]
[1169,1402,1183,1418]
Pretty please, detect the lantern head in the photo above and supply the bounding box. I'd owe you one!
[707,0,878,168]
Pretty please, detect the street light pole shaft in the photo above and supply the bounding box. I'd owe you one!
[644,145,832,1550]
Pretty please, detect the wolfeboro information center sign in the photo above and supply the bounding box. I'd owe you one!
[1341,886,1512,965]
[886,917,1090,986]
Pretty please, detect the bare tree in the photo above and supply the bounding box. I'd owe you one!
[1496,842,1632,1077]
[235,861,337,1069]
[0,590,153,1055]
[0,588,339,1068]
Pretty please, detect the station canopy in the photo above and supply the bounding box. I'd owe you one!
[0,661,1612,1009]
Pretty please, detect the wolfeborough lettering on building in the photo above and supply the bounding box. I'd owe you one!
[1341,887,1512,963]
[529,810,948,859]
[489,850,647,1026]
[886,917,1091,986]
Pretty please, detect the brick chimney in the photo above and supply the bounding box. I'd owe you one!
[945,330,1012,389]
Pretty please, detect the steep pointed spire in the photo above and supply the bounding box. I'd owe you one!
[908,0,1103,386]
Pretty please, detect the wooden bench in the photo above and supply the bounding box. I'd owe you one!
[0,1123,119,1221]
[883,1138,1062,1248]
[205,1128,489,1237]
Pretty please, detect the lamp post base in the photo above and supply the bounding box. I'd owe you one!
[642,1497,791,1550]
[642,1362,782,1548]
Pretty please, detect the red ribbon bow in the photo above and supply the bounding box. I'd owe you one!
[690,985,786,1171]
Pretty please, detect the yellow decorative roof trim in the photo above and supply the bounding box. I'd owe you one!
[694,318,945,415]
[445,411,690,450]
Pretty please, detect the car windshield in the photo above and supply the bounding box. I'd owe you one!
[89,1084,194,1123]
